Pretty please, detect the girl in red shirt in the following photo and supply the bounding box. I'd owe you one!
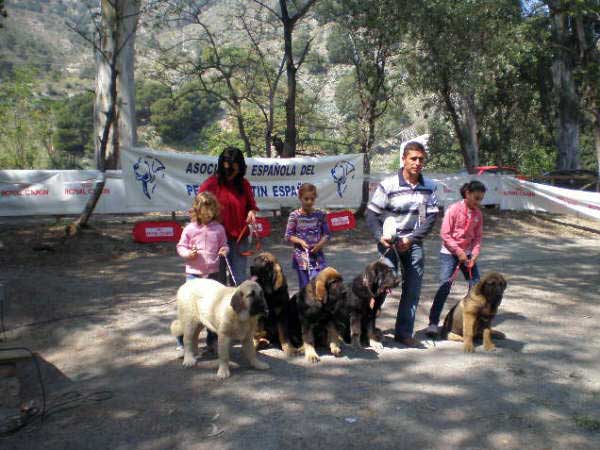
[426,180,486,336]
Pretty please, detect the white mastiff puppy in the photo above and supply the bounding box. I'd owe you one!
[171,278,270,379]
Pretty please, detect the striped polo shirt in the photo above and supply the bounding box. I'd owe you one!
[367,171,439,243]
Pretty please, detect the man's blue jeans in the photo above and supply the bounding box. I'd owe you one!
[379,242,424,339]
[428,252,480,326]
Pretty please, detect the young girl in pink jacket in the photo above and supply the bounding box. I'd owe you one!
[426,180,486,336]
[175,191,228,356]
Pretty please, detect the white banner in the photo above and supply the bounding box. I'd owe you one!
[121,147,364,211]
[0,170,156,216]
[501,177,600,220]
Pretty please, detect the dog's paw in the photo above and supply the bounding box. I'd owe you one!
[282,343,299,357]
[305,351,320,364]
[463,342,475,353]
[330,343,342,357]
[216,365,231,379]
[370,339,384,350]
[251,359,270,371]
[182,355,197,367]
[484,342,496,352]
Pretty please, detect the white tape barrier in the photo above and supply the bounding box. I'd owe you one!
[1,153,599,221]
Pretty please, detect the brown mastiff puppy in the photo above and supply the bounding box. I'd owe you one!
[291,267,348,363]
[249,252,296,356]
[441,272,507,352]
[171,278,269,378]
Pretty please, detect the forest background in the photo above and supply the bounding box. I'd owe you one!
[0,0,599,178]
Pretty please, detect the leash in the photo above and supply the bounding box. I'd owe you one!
[222,255,238,287]
[236,223,262,257]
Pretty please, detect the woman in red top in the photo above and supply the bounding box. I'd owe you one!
[199,147,258,285]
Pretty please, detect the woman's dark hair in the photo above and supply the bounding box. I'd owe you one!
[217,146,247,193]
[460,180,487,198]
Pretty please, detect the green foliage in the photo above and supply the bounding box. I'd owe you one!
[52,91,94,166]
[326,26,353,65]
[136,80,171,124]
[149,81,221,144]
[0,68,53,169]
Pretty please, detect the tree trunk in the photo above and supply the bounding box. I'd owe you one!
[550,4,581,170]
[442,80,478,172]
[116,0,140,160]
[593,109,600,189]
[233,99,253,157]
[282,10,297,158]
[68,0,138,235]
[94,0,140,170]
[463,93,480,168]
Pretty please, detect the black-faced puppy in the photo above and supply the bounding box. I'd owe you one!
[346,261,400,348]
[170,278,269,379]
[250,252,296,355]
[292,267,348,363]
[441,272,507,353]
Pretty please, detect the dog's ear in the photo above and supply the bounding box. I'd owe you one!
[315,267,342,303]
[273,262,284,290]
[364,262,377,289]
[230,289,247,314]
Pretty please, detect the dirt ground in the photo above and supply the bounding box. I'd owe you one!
[1,209,600,450]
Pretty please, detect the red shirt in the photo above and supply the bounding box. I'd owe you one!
[199,176,258,240]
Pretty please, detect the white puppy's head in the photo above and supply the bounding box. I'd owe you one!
[230,280,268,321]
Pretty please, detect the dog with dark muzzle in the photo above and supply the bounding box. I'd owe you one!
[250,252,296,356]
[289,267,348,363]
[441,272,507,352]
[344,261,400,348]
[171,278,269,378]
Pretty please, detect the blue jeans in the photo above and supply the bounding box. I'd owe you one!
[296,268,322,290]
[378,242,424,339]
[428,253,480,326]
[220,237,249,286]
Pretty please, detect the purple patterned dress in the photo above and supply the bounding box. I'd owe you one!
[284,209,331,271]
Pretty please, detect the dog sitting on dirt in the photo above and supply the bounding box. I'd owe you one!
[170,278,270,379]
[249,252,296,356]
[344,261,400,348]
[290,267,348,363]
[441,272,507,352]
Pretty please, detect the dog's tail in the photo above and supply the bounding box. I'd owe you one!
[170,320,183,337]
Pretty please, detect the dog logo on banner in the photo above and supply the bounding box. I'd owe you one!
[330,160,356,198]
[133,156,166,200]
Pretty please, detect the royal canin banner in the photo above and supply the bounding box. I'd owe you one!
[121,147,364,211]
[0,170,154,216]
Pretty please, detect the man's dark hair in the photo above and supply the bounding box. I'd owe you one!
[402,141,426,157]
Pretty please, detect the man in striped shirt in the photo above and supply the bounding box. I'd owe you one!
[366,141,439,347]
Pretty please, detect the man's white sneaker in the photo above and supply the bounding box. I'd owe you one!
[425,324,439,337]
[175,345,184,359]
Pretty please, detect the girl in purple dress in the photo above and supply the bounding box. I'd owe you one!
[284,183,331,289]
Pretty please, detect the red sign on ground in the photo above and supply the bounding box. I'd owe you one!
[132,221,183,243]
[326,210,356,232]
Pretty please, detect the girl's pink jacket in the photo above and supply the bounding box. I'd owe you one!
[177,221,228,276]
[440,200,483,257]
